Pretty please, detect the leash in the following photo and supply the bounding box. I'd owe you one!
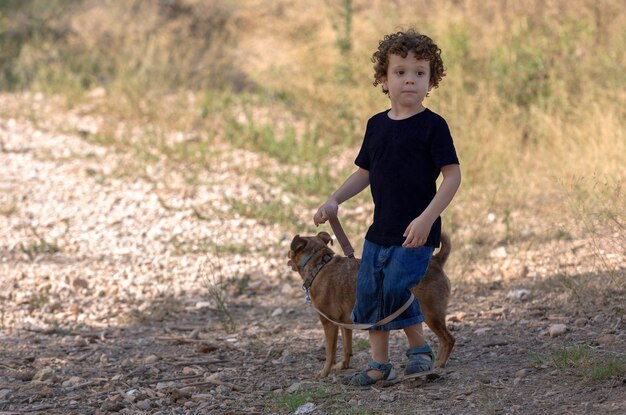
[309,293,416,330]
[328,215,354,258]
[305,210,415,330]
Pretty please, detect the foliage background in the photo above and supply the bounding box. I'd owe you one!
[1,0,624,267]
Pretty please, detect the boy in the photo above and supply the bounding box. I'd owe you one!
[314,29,461,386]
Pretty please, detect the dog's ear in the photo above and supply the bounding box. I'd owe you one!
[317,231,333,246]
[290,235,307,252]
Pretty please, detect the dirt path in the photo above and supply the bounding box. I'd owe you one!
[0,94,624,414]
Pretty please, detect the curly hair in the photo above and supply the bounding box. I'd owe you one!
[372,29,446,95]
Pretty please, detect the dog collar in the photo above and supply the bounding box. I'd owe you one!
[302,252,334,291]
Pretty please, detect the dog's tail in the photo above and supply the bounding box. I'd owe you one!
[433,232,451,266]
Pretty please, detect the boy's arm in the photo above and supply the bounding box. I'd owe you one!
[402,164,461,247]
[314,168,370,226]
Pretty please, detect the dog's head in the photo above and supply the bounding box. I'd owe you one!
[287,232,333,274]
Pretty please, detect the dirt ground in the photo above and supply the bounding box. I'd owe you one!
[1,94,625,414]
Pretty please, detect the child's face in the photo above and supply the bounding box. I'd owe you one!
[381,52,432,112]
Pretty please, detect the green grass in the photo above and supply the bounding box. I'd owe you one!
[529,346,626,381]
[271,387,329,412]
[354,337,370,351]
[169,235,250,256]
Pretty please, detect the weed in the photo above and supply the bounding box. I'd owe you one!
[19,226,61,260]
[227,197,297,227]
[529,346,626,381]
[170,235,250,256]
[354,337,370,351]
[272,387,328,412]
[589,359,625,381]
[29,285,51,310]
[197,248,237,333]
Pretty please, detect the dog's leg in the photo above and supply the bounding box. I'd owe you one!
[333,328,352,371]
[424,311,455,368]
[318,319,339,378]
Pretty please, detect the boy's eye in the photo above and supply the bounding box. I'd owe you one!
[418,71,425,76]
[396,70,404,75]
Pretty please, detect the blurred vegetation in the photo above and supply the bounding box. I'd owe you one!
[1,0,625,261]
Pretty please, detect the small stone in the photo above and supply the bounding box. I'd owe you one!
[474,327,491,335]
[136,399,151,410]
[188,329,200,339]
[597,334,615,345]
[447,312,466,322]
[72,278,89,290]
[144,355,160,364]
[506,289,531,301]
[208,372,225,382]
[549,324,567,337]
[271,307,284,317]
[379,392,396,402]
[286,382,303,393]
[0,389,11,399]
[32,367,55,383]
[195,343,217,353]
[182,366,196,375]
[574,318,587,327]
[593,314,604,324]
[515,369,527,379]
[294,402,316,414]
[217,385,231,396]
[490,246,507,258]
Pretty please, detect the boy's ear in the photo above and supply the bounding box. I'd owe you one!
[380,76,388,92]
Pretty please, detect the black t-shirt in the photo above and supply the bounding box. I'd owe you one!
[355,108,459,247]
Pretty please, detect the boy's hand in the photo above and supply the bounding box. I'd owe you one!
[314,200,338,226]
[402,216,432,248]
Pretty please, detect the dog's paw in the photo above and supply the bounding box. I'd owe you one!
[333,360,350,370]
[317,368,331,378]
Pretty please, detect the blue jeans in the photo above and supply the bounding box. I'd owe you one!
[351,240,433,331]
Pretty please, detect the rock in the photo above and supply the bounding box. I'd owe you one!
[506,289,531,301]
[447,312,466,322]
[0,389,11,399]
[271,307,284,317]
[294,403,316,414]
[208,372,225,382]
[515,369,527,379]
[549,324,567,337]
[72,278,89,290]
[379,392,396,402]
[32,367,56,383]
[597,334,615,345]
[217,385,231,396]
[474,327,491,335]
[593,314,604,324]
[182,366,196,375]
[101,395,125,412]
[144,355,160,364]
[136,399,151,410]
[490,246,507,258]
[574,318,587,327]
[286,382,303,394]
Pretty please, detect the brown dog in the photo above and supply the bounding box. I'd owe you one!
[288,231,455,378]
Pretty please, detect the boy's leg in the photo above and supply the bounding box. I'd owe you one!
[367,330,390,379]
[404,323,432,361]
